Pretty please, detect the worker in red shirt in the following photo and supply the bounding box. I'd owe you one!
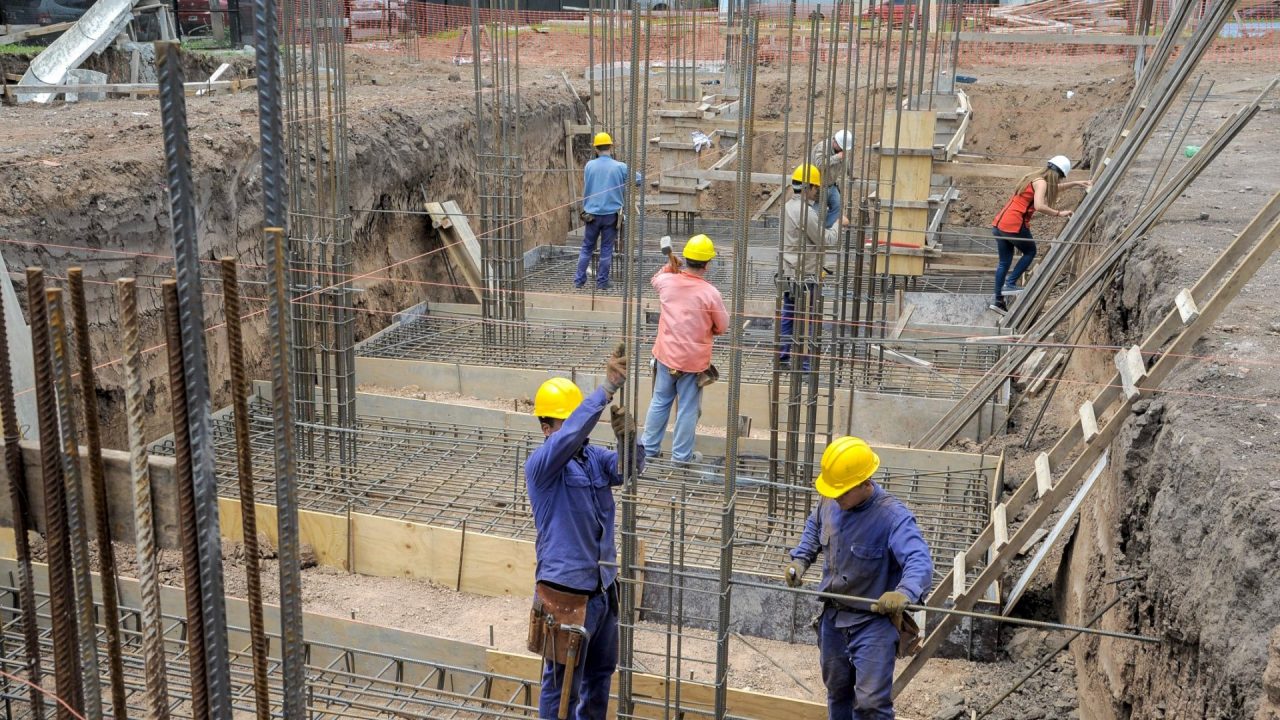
[989,155,1092,312]
[641,234,729,464]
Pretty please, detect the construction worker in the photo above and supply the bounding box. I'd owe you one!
[577,131,643,291]
[642,233,729,464]
[784,437,933,720]
[989,154,1092,313]
[780,163,844,369]
[526,352,644,720]
[810,129,855,229]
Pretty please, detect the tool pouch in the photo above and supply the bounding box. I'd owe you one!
[528,583,590,665]
[695,364,719,388]
[580,211,595,224]
[893,611,923,658]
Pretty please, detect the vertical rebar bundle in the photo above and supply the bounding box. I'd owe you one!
[67,268,129,719]
[160,279,211,720]
[46,287,103,720]
[116,278,172,720]
[26,269,82,719]
[154,39,234,719]
[471,0,527,353]
[221,257,272,720]
[0,271,43,719]
[285,0,358,473]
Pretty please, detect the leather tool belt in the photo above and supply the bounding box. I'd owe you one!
[893,612,923,658]
[527,582,590,665]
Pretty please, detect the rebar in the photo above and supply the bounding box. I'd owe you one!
[160,278,210,720]
[220,257,271,720]
[66,268,128,720]
[0,270,43,718]
[46,288,103,720]
[265,224,307,719]
[154,39,233,718]
[115,278,172,719]
[25,268,82,718]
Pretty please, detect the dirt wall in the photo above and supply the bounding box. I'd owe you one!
[0,54,582,447]
[1057,77,1280,719]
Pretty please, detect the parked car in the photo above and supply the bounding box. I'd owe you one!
[871,0,917,26]
[176,0,213,35]
[2,0,94,26]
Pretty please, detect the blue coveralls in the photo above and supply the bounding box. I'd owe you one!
[789,483,934,720]
[578,155,642,289]
[526,387,645,720]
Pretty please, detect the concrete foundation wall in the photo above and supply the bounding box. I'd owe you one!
[356,356,1005,445]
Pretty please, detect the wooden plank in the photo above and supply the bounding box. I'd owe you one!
[1175,288,1200,324]
[676,168,785,184]
[1027,353,1064,395]
[219,498,347,569]
[992,503,1009,551]
[890,304,915,339]
[350,513,463,584]
[0,20,75,45]
[1014,348,1048,388]
[459,531,536,597]
[1034,452,1052,498]
[956,30,1172,46]
[1078,401,1099,443]
[426,200,483,302]
[3,78,253,99]
[1114,345,1147,400]
[951,552,965,599]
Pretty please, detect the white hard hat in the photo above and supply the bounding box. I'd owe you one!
[1047,155,1072,177]
[833,130,854,152]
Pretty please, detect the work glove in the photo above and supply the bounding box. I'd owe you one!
[603,343,627,395]
[610,405,636,446]
[783,560,809,588]
[871,590,909,622]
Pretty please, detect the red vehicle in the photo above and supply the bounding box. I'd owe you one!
[872,0,917,26]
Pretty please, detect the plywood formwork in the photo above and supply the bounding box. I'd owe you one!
[874,109,937,277]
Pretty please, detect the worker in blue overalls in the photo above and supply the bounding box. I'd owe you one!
[577,131,643,291]
[526,345,644,720]
[784,436,934,720]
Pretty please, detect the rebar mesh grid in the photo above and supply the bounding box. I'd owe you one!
[0,583,539,719]
[150,403,992,583]
[356,311,1002,400]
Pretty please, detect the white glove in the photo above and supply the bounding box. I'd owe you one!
[660,235,672,255]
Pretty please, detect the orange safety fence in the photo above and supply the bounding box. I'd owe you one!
[341,0,1280,66]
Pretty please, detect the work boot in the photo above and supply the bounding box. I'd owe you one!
[1002,284,1025,295]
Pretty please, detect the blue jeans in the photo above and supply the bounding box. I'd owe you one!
[539,586,618,720]
[576,213,618,288]
[824,184,842,229]
[818,609,899,720]
[641,359,703,462]
[780,281,818,366]
[992,226,1036,299]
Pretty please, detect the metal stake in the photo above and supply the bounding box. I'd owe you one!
[47,288,103,720]
[116,278,172,720]
[67,268,128,719]
[221,258,272,720]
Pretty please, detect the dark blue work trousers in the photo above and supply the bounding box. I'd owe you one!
[539,586,618,720]
[818,608,900,720]
[992,226,1037,299]
[576,213,618,288]
[780,281,818,367]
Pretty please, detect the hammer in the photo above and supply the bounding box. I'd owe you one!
[557,624,590,720]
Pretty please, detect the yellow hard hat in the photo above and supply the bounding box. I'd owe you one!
[791,163,822,187]
[682,233,717,262]
[533,377,583,419]
[593,132,614,147]
[814,436,880,499]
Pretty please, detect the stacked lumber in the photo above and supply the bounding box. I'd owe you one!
[985,0,1129,34]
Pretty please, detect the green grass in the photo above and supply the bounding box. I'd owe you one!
[0,43,45,56]
[181,36,231,51]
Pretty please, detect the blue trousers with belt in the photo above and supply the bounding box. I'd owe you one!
[818,608,900,720]
[539,586,618,720]
[576,213,618,288]
[780,281,818,367]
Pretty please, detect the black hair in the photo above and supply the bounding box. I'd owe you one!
[685,259,708,270]
[538,416,558,427]
[597,145,612,152]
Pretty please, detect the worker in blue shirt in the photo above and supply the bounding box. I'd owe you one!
[784,436,933,720]
[577,131,642,291]
[526,345,644,720]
